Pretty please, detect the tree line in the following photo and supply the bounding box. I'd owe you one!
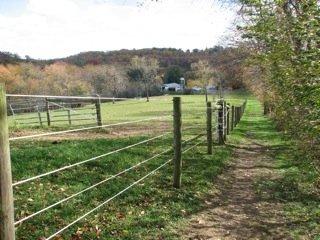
[233,0,320,164]
[0,47,247,97]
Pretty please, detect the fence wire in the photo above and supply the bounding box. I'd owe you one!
[6,95,241,240]
[45,137,205,240]
[13,132,171,186]
[14,147,173,225]
[10,116,170,141]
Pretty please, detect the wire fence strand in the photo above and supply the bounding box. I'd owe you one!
[13,132,171,186]
[6,94,130,101]
[9,116,170,141]
[45,137,205,240]
[45,159,172,240]
[8,94,224,240]
[14,147,173,225]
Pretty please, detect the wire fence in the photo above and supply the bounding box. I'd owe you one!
[0,90,247,240]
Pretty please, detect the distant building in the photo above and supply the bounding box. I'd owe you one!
[161,83,183,92]
[207,85,217,94]
[191,86,202,93]
[191,86,216,94]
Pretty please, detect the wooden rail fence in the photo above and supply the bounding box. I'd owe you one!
[6,95,130,127]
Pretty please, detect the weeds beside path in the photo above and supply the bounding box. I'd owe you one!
[181,99,319,239]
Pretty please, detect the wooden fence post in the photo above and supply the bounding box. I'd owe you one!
[234,107,237,127]
[67,110,71,125]
[217,99,224,145]
[173,97,182,188]
[242,104,244,116]
[264,102,268,115]
[231,105,234,131]
[36,106,42,127]
[45,98,51,126]
[235,107,238,126]
[95,95,102,126]
[0,84,15,240]
[206,102,212,155]
[223,101,227,142]
[226,104,230,135]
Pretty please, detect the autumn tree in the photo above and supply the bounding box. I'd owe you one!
[84,65,107,95]
[43,62,88,95]
[105,65,125,100]
[127,56,160,102]
[191,60,215,102]
[236,0,320,162]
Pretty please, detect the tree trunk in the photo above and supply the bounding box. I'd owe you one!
[113,87,116,104]
[144,82,149,102]
[146,90,149,102]
[205,88,208,102]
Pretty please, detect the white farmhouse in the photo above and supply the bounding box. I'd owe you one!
[161,83,183,92]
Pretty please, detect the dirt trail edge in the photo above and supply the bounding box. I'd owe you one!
[181,102,292,240]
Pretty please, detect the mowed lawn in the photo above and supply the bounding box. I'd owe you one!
[9,93,248,239]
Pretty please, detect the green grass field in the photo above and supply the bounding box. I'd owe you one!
[10,93,247,239]
[10,92,318,239]
[9,92,249,131]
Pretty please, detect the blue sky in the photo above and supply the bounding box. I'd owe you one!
[0,0,27,15]
[0,0,237,59]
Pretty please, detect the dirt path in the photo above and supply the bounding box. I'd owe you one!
[182,133,292,239]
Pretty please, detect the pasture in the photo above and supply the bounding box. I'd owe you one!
[6,93,247,239]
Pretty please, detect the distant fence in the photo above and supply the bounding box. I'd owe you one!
[6,94,134,127]
[0,85,247,239]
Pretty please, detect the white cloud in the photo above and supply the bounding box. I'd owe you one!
[0,0,237,59]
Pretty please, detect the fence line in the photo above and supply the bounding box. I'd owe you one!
[45,159,172,240]
[9,116,170,141]
[1,89,248,239]
[7,94,142,127]
[45,138,206,240]
[12,132,171,187]
[47,101,77,113]
[14,147,174,225]
[182,133,205,145]
[6,94,130,101]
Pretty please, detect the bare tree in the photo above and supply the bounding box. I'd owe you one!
[191,60,214,102]
[128,56,159,102]
[105,65,125,101]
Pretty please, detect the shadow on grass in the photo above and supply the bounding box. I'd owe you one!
[254,145,320,238]
[100,142,233,240]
